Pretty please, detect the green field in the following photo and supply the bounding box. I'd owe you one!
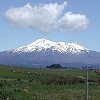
[0,65,100,100]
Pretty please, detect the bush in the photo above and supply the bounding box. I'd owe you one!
[46,64,62,68]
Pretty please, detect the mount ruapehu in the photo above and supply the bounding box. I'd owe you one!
[0,38,100,67]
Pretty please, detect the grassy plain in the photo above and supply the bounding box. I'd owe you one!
[0,65,100,100]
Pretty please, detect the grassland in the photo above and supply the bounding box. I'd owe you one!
[0,65,100,100]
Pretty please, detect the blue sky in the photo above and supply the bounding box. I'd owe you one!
[0,0,100,52]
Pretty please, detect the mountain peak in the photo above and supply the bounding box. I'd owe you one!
[11,38,89,54]
[32,38,53,43]
[28,38,55,47]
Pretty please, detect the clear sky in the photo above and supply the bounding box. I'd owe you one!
[0,0,100,52]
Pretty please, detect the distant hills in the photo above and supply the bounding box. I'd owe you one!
[0,38,100,67]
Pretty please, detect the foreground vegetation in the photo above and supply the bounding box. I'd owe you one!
[0,65,100,100]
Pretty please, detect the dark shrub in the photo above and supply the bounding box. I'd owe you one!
[46,64,62,68]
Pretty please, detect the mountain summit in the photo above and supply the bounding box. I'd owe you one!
[0,38,100,67]
[11,38,89,54]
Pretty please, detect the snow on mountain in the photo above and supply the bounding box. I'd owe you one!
[0,38,100,67]
[10,38,89,54]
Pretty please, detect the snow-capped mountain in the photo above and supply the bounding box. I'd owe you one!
[0,38,100,67]
[11,38,89,54]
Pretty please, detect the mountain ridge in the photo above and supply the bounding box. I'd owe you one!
[10,38,89,54]
[0,38,100,67]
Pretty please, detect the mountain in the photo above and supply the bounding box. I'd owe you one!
[0,38,100,67]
